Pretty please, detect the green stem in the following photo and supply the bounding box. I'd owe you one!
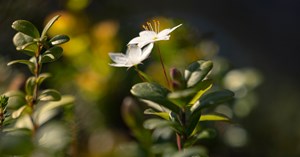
[156,45,171,89]
[134,66,152,82]
[29,43,43,134]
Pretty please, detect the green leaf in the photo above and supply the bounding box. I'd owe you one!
[41,15,60,38]
[167,79,213,107]
[7,60,35,74]
[25,77,36,96]
[35,96,74,125]
[13,32,36,56]
[184,60,213,88]
[191,90,234,113]
[200,113,230,122]
[4,91,26,109]
[50,34,70,45]
[41,46,63,63]
[11,105,31,119]
[172,146,208,157]
[0,128,34,155]
[36,73,51,86]
[12,20,40,38]
[186,111,201,136]
[131,82,180,113]
[143,118,172,130]
[185,129,217,147]
[38,89,61,101]
[189,79,213,105]
[144,108,169,120]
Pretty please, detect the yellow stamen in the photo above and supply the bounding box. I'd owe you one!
[142,25,149,30]
[142,20,161,33]
[147,22,154,31]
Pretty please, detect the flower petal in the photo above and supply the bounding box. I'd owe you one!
[140,43,154,61]
[109,63,132,67]
[157,24,182,38]
[109,53,128,64]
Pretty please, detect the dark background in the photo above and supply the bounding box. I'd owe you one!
[1,0,300,156]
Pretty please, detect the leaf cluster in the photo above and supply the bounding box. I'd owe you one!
[131,60,234,156]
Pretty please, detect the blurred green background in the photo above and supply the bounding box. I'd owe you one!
[1,0,300,157]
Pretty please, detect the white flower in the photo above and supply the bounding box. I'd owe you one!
[128,22,182,48]
[109,43,154,68]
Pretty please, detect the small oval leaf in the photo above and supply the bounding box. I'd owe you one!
[12,20,40,38]
[131,82,180,113]
[41,46,63,63]
[41,15,60,38]
[25,77,36,96]
[7,60,35,74]
[200,113,230,122]
[184,60,213,88]
[38,89,61,101]
[50,35,70,45]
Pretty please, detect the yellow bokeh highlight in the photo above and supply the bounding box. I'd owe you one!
[45,12,77,36]
[66,0,90,11]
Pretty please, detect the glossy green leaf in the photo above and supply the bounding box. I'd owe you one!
[200,113,230,122]
[36,73,51,86]
[191,90,234,113]
[38,89,61,101]
[4,91,26,109]
[50,34,70,45]
[13,32,36,56]
[184,60,213,88]
[12,20,40,38]
[41,46,63,63]
[7,60,35,74]
[0,128,34,155]
[143,118,171,130]
[35,96,74,125]
[167,79,213,107]
[186,111,201,136]
[25,77,36,96]
[11,105,31,119]
[144,108,169,120]
[41,15,60,38]
[189,79,213,105]
[131,82,180,113]
[185,129,216,147]
[172,146,208,157]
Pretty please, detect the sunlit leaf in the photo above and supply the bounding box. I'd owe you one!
[144,108,169,120]
[38,89,61,101]
[7,59,35,74]
[36,73,51,86]
[35,96,74,125]
[41,46,63,63]
[191,90,234,113]
[189,79,213,105]
[11,105,31,119]
[50,34,70,45]
[13,32,36,56]
[12,20,40,38]
[167,79,213,107]
[25,77,35,96]
[41,15,60,38]
[184,60,213,88]
[131,82,180,113]
[200,113,230,122]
